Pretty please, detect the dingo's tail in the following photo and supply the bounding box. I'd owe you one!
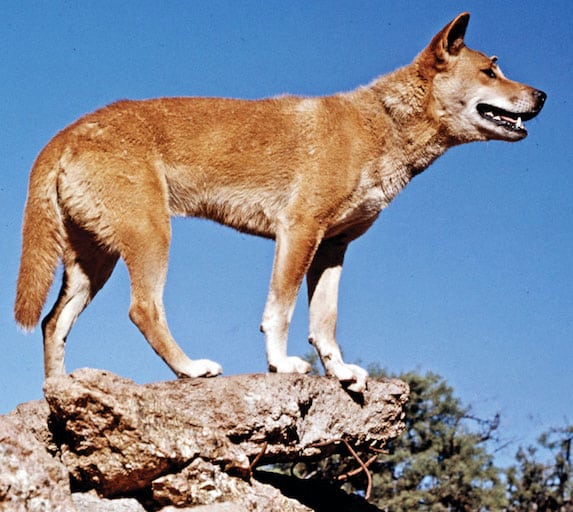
[14,142,64,330]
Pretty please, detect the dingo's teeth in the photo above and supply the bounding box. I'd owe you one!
[516,116,523,129]
[477,104,528,133]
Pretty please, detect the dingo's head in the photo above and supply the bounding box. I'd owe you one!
[419,13,546,143]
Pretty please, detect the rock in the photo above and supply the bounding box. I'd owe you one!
[0,405,75,511]
[8,400,55,448]
[73,491,146,512]
[158,504,244,512]
[1,369,409,511]
[44,369,408,499]
[152,458,312,511]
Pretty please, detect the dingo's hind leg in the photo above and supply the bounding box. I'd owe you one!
[42,222,118,379]
[120,211,222,379]
[307,236,368,393]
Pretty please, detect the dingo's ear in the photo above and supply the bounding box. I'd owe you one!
[429,12,470,64]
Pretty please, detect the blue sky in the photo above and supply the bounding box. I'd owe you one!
[1,2,571,466]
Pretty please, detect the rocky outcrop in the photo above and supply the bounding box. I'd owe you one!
[0,400,74,511]
[1,369,408,511]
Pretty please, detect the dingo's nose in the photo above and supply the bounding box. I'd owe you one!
[533,89,547,111]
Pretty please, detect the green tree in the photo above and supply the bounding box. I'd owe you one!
[506,424,572,511]
[367,367,507,511]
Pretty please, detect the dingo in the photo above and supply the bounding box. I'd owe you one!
[15,13,545,392]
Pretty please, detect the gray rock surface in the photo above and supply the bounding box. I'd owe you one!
[0,402,74,511]
[1,369,408,511]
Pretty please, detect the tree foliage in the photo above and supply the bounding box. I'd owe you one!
[505,425,573,511]
[366,367,506,511]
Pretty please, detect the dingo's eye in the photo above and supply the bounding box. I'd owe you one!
[482,68,497,79]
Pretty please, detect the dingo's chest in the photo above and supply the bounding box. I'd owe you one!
[326,166,407,237]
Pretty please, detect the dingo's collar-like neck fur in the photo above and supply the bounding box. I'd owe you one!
[15,13,545,393]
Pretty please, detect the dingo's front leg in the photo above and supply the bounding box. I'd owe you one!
[261,224,323,375]
[307,237,368,393]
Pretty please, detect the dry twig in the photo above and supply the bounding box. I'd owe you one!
[308,438,375,500]
[248,441,268,474]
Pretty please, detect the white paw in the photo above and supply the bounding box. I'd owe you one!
[328,363,369,393]
[177,358,223,378]
[269,356,312,375]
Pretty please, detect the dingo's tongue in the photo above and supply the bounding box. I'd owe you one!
[500,114,522,128]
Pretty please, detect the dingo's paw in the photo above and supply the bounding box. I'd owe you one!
[329,362,369,394]
[269,356,312,375]
[177,359,223,378]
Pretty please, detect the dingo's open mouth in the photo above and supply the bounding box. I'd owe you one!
[476,103,543,135]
